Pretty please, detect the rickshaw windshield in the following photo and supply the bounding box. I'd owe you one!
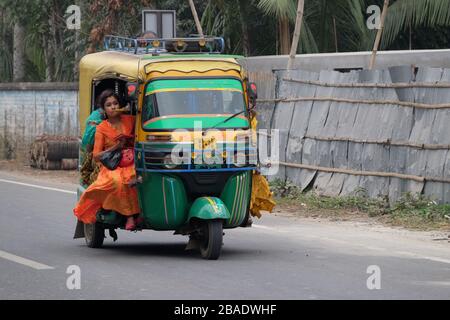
[142,78,246,124]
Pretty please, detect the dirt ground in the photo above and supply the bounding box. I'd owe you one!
[0,160,79,184]
[272,197,450,233]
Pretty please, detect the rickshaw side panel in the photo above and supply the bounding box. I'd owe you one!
[137,173,189,230]
[220,171,252,228]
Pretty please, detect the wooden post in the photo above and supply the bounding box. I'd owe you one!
[287,0,305,71]
[369,0,390,70]
[13,22,26,82]
[74,0,80,81]
[188,0,204,38]
[333,16,338,53]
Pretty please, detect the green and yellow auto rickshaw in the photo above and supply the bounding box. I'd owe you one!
[74,36,275,259]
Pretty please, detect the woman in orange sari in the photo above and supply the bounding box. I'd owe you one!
[74,89,140,230]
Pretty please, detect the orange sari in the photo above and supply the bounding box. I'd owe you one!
[74,115,140,224]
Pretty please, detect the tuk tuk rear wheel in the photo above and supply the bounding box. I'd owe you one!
[199,220,223,260]
[84,223,105,248]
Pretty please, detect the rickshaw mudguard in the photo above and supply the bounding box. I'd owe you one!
[188,197,231,222]
[73,220,85,239]
[74,186,86,239]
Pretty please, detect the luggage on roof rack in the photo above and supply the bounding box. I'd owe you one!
[103,35,225,55]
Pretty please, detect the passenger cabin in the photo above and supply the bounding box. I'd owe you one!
[78,36,250,136]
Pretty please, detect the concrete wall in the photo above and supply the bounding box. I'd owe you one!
[240,49,450,100]
[242,49,450,73]
[0,83,78,160]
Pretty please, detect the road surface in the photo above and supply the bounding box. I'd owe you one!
[0,171,449,300]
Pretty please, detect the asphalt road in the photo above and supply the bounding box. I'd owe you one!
[0,172,449,300]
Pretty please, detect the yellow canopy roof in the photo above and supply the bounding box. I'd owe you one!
[78,51,244,134]
[79,51,143,133]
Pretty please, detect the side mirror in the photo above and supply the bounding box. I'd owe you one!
[127,83,138,99]
[248,82,257,107]
[126,83,139,115]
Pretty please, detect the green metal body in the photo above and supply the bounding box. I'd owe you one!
[136,171,252,231]
[220,171,252,228]
[137,172,189,230]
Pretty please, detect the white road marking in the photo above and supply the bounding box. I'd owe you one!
[252,224,274,230]
[411,281,450,287]
[319,237,351,245]
[394,251,450,265]
[363,246,386,252]
[0,178,76,195]
[0,250,54,270]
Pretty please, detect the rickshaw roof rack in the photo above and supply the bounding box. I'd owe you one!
[103,35,225,55]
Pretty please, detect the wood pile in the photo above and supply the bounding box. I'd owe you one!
[30,135,79,170]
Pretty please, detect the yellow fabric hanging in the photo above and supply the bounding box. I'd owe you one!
[250,172,276,218]
[249,110,276,218]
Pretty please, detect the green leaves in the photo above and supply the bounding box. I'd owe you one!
[257,0,297,21]
[0,0,155,82]
[382,0,450,48]
[1,0,450,83]
[255,0,450,53]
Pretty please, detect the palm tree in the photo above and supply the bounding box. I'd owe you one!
[257,0,370,54]
[201,0,248,54]
[257,0,297,54]
[257,0,450,55]
[381,0,450,49]
[305,0,372,52]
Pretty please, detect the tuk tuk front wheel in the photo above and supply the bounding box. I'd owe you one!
[199,220,223,260]
[84,223,105,248]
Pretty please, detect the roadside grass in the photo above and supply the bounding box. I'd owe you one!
[270,179,450,231]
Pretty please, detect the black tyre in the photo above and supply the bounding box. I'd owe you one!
[84,223,105,248]
[199,220,223,260]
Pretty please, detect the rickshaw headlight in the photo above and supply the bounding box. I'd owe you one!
[146,134,172,142]
[163,154,178,169]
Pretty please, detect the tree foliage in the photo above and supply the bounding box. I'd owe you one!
[0,0,449,82]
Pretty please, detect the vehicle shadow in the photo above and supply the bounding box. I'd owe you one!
[99,242,263,260]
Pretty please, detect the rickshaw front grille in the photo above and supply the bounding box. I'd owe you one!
[177,172,236,198]
[138,146,254,198]
[194,172,218,184]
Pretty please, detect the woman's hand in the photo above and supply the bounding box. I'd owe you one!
[88,120,101,126]
[93,140,124,162]
[112,139,126,151]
